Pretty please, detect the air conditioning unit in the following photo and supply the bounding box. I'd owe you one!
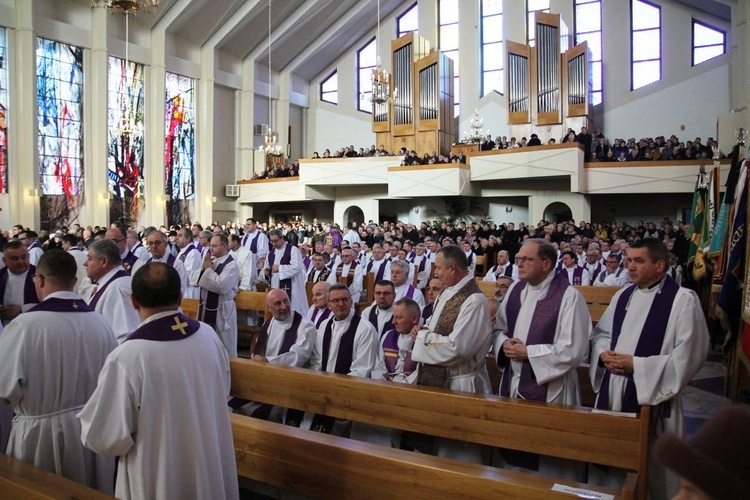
[225,184,241,197]
[254,124,269,135]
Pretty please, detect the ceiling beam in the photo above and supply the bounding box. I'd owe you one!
[205,0,264,48]
[247,0,326,61]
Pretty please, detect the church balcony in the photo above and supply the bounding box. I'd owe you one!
[299,157,402,186]
[469,143,586,192]
[236,177,335,203]
[583,159,732,194]
[387,163,480,197]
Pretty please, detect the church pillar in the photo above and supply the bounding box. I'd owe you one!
[85,6,110,226]
[195,45,215,225]
[238,59,255,180]
[418,0,437,48]
[277,70,291,160]
[9,0,39,229]
[144,27,167,228]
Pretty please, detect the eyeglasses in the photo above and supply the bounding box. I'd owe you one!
[515,256,538,264]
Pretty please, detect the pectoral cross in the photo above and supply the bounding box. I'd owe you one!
[282,284,291,294]
[171,316,189,335]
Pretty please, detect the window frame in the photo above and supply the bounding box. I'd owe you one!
[526,0,550,46]
[573,0,602,106]
[320,70,338,105]
[356,37,377,114]
[691,19,726,66]
[630,0,662,91]
[480,0,504,97]
[397,2,419,38]
[438,0,460,117]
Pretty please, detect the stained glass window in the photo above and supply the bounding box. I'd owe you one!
[165,72,195,226]
[0,27,8,194]
[37,37,84,228]
[108,56,145,224]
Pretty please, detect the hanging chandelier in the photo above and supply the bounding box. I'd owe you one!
[261,0,283,157]
[362,0,396,106]
[91,1,160,14]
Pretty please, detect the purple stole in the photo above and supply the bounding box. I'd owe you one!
[126,312,200,342]
[288,313,361,433]
[588,263,603,284]
[417,257,427,274]
[668,267,678,281]
[368,306,393,338]
[598,268,625,283]
[336,264,356,286]
[366,259,387,282]
[382,328,418,380]
[310,307,332,328]
[121,252,139,274]
[148,253,176,266]
[199,256,234,325]
[30,297,92,313]
[88,269,130,309]
[407,251,416,263]
[303,255,311,269]
[421,303,434,323]
[307,267,331,283]
[244,232,260,254]
[403,285,416,300]
[179,244,197,262]
[492,265,513,278]
[465,252,474,266]
[268,244,294,300]
[254,312,303,357]
[595,278,680,414]
[0,266,39,306]
[560,266,584,285]
[500,273,569,401]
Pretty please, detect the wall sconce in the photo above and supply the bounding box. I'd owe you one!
[27,188,41,197]
[505,206,513,213]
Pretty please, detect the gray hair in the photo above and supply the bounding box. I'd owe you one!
[89,238,122,265]
[389,259,410,273]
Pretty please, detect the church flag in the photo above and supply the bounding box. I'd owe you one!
[742,167,750,366]
[688,169,708,279]
[717,162,747,353]
[694,167,720,281]
[709,147,744,257]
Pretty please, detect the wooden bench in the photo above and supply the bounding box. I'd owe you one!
[230,360,648,499]
[573,285,620,324]
[0,455,112,499]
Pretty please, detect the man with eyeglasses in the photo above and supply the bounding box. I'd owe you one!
[285,283,377,436]
[494,276,513,303]
[0,250,117,493]
[18,230,44,267]
[105,227,139,275]
[0,240,39,326]
[85,239,140,343]
[362,280,396,338]
[493,238,590,476]
[131,231,188,294]
[261,229,308,317]
[328,247,363,302]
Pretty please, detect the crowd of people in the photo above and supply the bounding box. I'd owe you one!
[0,213,717,498]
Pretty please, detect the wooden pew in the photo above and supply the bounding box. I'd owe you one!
[0,455,112,499]
[474,254,487,276]
[231,360,648,499]
[476,278,496,298]
[231,414,623,500]
[180,297,200,319]
[573,285,620,325]
[234,290,270,353]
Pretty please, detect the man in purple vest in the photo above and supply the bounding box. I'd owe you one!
[306,281,333,328]
[558,250,589,286]
[234,288,315,421]
[365,244,390,283]
[286,283,377,436]
[85,239,140,343]
[494,239,590,476]
[241,218,269,267]
[590,238,708,498]
[0,240,39,325]
[361,280,396,338]
[262,229,308,317]
[133,230,188,294]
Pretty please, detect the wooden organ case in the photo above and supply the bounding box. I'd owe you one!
[372,33,454,156]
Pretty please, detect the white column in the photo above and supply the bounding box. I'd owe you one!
[85,6,110,226]
[418,0,438,48]
[238,59,255,180]
[458,0,479,118]
[144,27,167,228]
[9,0,38,229]
[195,45,215,225]
[277,70,290,159]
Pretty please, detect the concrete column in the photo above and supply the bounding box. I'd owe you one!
[85,6,110,226]
[458,0,479,119]
[195,45,215,225]
[144,28,167,228]
[418,0,438,48]
[238,59,255,180]
[9,0,39,229]
[277,70,290,159]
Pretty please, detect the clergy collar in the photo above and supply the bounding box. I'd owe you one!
[528,269,556,291]
[273,313,295,326]
[213,253,231,265]
[333,308,355,324]
[376,303,394,314]
[139,309,181,329]
[639,275,667,291]
[96,265,127,287]
[445,273,473,293]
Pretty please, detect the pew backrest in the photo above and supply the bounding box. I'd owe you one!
[0,455,112,499]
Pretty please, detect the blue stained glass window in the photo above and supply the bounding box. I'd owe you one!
[37,37,84,229]
[108,56,145,224]
[165,72,195,225]
[0,27,8,194]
